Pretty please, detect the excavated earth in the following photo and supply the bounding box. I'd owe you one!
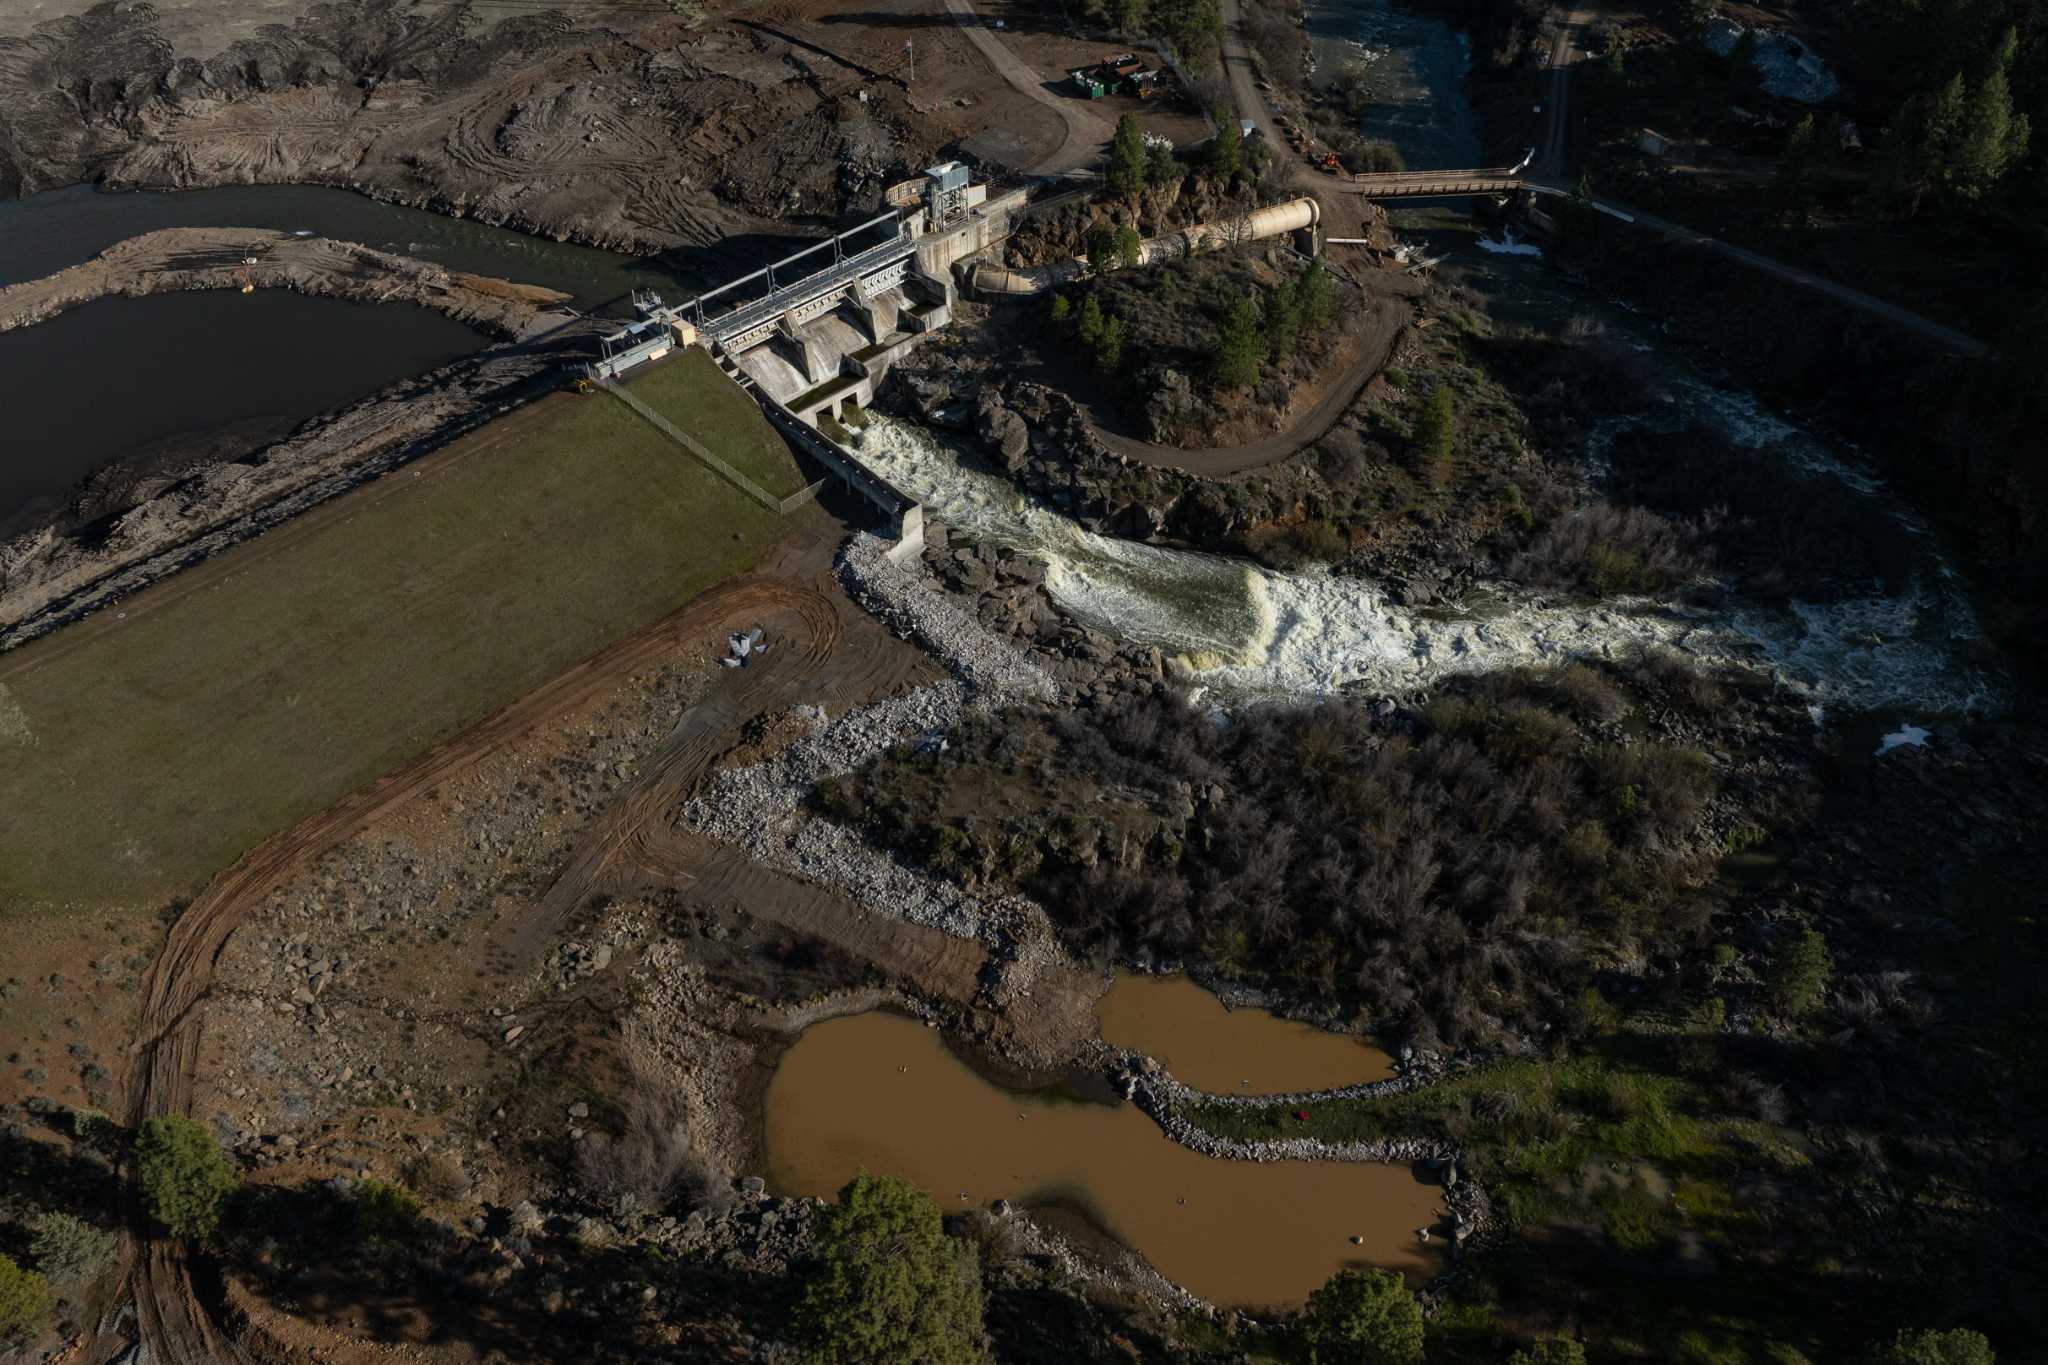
[0,0,977,252]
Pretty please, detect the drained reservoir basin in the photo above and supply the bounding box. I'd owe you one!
[763,1011,1443,1308]
[1094,974,1395,1094]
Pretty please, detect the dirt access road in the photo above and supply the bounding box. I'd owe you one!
[121,550,859,1363]
[940,0,1116,174]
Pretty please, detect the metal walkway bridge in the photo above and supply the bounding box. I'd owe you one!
[1323,149,1537,200]
[680,213,919,354]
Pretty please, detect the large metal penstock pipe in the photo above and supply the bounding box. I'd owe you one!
[967,197,1322,297]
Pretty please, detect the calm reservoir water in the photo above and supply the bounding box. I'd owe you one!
[764,1011,1444,1308]
[0,183,668,303]
[0,290,483,535]
[1095,975,1394,1094]
[0,183,645,533]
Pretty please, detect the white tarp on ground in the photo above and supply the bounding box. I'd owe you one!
[1876,723,1933,755]
[1705,17,1840,105]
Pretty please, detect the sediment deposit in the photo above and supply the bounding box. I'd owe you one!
[0,225,575,338]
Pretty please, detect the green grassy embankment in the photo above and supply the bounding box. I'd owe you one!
[622,347,811,501]
[0,390,807,908]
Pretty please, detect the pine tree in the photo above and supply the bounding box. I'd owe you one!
[1114,223,1144,269]
[1048,294,1072,328]
[1107,114,1149,199]
[1206,292,1263,389]
[1950,68,2030,201]
[0,1255,52,1347]
[792,1174,986,1365]
[1208,109,1242,179]
[1727,30,1762,91]
[1290,1268,1424,1365]
[1265,278,1303,361]
[1765,927,1833,1018]
[1298,259,1334,333]
[1078,295,1105,347]
[136,1115,240,1241]
[1777,113,1818,206]
[1918,73,1969,198]
[1413,383,1456,477]
[1095,314,1128,372]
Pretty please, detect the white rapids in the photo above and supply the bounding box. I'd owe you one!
[851,417,1998,713]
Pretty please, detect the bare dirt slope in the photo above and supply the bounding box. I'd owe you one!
[0,0,1065,249]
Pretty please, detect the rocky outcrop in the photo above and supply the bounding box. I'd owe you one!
[887,368,1234,544]
[916,522,1173,706]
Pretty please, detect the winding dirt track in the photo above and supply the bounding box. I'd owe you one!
[122,562,846,1363]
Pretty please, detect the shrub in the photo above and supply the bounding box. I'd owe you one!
[1511,1339,1590,1365]
[1598,1170,1669,1254]
[1510,503,1709,598]
[28,1213,118,1284]
[792,1173,985,1365]
[0,1255,52,1344]
[135,1115,239,1241]
[576,1031,710,1215]
[1765,928,1834,1019]
[405,1152,472,1202]
[354,1179,425,1243]
[1869,1327,1996,1365]
[1290,1267,1423,1364]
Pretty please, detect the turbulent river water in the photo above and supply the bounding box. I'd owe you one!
[850,407,1994,712]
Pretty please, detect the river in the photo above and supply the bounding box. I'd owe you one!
[763,1009,1444,1308]
[1308,0,1483,170]
[850,412,1994,712]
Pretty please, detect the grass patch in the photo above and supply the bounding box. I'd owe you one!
[0,391,804,906]
[622,347,808,499]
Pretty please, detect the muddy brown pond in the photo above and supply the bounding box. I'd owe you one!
[1093,974,1395,1094]
[763,1011,1443,1308]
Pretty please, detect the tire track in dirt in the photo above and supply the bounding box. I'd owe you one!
[515,579,844,962]
[120,557,838,1363]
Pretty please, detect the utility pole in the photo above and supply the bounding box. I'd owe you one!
[904,38,915,85]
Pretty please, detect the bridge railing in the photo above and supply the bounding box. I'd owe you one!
[681,212,906,327]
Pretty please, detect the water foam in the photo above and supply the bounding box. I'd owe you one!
[852,419,1996,711]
